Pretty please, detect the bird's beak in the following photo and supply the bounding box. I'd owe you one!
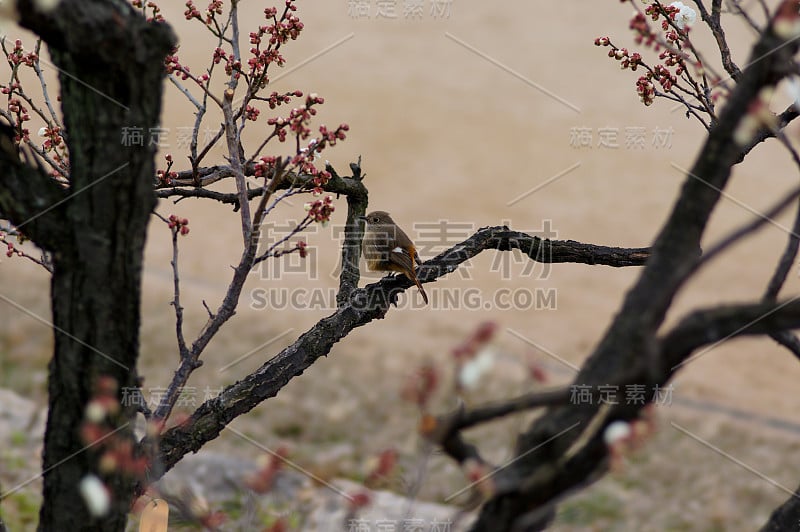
[357,215,367,222]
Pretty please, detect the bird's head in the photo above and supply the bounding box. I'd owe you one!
[359,211,394,226]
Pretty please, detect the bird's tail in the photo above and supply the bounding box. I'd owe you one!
[412,275,428,305]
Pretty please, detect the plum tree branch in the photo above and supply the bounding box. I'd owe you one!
[659,299,800,371]
[150,162,287,424]
[150,227,651,476]
[468,9,800,530]
[424,387,573,468]
[155,164,368,205]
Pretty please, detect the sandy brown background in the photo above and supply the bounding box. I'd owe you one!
[4,1,800,529]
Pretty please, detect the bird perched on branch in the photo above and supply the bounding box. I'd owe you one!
[360,210,428,305]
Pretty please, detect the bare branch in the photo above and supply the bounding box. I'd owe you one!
[697,0,743,80]
[151,161,287,424]
[150,226,650,474]
[222,88,251,243]
[765,197,800,301]
[464,14,800,530]
[425,387,572,466]
[32,39,60,125]
[169,221,189,359]
[660,299,800,371]
[691,184,800,273]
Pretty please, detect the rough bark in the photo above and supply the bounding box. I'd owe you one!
[0,2,176,529]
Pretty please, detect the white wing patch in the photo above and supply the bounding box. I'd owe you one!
[392,247,403,253]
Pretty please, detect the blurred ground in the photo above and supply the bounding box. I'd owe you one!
[3,1,800,530]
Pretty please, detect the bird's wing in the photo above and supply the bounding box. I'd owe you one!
[362,229,390,261]
[389,246,416,274]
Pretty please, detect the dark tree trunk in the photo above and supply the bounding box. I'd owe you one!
[0,1,176,529]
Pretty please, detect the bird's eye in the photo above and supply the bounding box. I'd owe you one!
[371,217,378,223]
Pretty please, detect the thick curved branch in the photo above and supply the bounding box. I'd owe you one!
[421,229,650,280]
[149,229,650,476]
[469,12,800,530]
[464,298,800,530]
[435,388,573,439]
[660,299,800,370]
[425,387,572,467]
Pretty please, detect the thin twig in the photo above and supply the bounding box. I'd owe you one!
[32,39,60,124]
[170,225,189,359]
[691,184,800,274]
[222,88,252,243]
[167,74,203,110]
[252,214,311,265]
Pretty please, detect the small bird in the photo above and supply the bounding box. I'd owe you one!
[360,210,428,304]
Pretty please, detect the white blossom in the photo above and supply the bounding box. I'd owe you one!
[79,475,110,517]
[603,420,632,446]
[84,400,106,423]
[670,1,697,30]
[458,348,495,390]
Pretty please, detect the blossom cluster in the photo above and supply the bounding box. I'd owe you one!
[183,0,223,24]
[182,0,302,86]
[4,240,22,258]
[2,39,39,144]
[304,195,335,224]
[0,39,71,175]
[160,2,350,226]
[167,213,190,236]
[6,38,37,67]
[130,0,165,23]
[259,92,348,191]
[6,97,30,141]
[156,153,178,185]
[596,1,701,107]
